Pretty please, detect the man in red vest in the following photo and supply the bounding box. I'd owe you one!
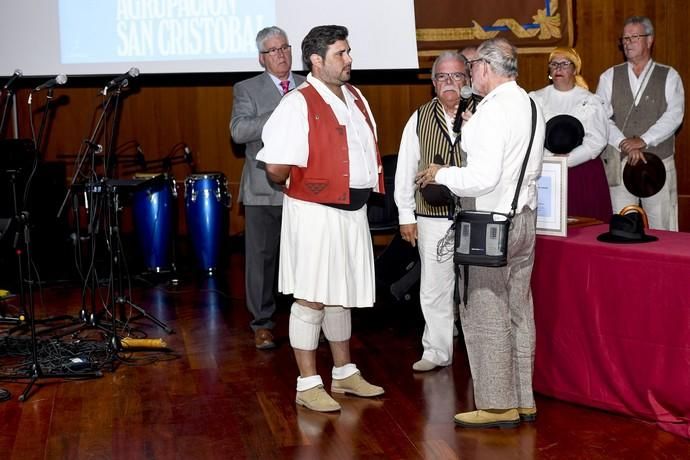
[257,25,385,413]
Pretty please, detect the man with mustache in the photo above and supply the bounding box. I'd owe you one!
[395,51,473,372]
[231,26,306,350]
[596,15,685,230]
[417,38,545,428]
[257,25,385,412]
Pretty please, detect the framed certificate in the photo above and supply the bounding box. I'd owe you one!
[536,156,568,236]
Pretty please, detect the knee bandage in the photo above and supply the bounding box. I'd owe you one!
[322,306,351,342]
[289,303,324,351]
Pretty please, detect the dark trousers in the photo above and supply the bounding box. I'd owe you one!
[244,205,282,330]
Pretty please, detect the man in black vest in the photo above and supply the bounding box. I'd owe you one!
[596,16,685,230]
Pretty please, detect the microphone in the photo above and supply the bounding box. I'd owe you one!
[33,74,68,92]
[183,145,193,164]
[452,86,474,133]
[102,67,140,94]
[84,140,103,154]
[135,145,147,169]
[183,145,196,172]
[3,69,22,90]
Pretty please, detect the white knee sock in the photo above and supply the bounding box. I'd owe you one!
[289,302,324,351]
[322,306,351,342]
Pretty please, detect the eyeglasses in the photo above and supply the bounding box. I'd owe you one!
[261,44,292,56]
[467,58,485,72]
[548,61,573,70]
[433,72,466,82]
[619,34,650,44]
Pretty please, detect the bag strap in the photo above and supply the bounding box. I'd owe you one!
[508,98,537,218]
[456,98,537,308]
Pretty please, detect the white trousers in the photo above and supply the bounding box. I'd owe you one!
[610,155,678,231]
[417,216,456,366]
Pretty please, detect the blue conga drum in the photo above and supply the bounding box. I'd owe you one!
[132,173,177,273]
[184,172,230,274]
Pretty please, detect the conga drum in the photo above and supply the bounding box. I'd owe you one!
[132,173,177,272]
[184,172,230,273]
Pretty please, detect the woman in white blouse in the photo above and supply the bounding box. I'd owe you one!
[530,47,613,222]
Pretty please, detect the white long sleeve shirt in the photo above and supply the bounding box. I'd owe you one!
[435,81,545,215]
[595,59,684,150]
[530,85,609,167]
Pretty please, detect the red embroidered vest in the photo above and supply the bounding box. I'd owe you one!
[284,83,384,205]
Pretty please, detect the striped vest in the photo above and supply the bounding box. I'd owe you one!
[415,98,473,217]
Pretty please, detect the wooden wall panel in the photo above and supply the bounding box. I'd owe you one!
[13,0,689,233]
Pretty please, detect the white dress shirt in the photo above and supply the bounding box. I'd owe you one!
[435,81,545,214]
[595,59,684,150]
[530,85,609,167]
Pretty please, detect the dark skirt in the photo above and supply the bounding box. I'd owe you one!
[567,157,612,223]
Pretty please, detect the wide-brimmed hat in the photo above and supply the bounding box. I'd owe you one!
[597,211,657,244]
[623,152,666,198]
[544,114,585,154]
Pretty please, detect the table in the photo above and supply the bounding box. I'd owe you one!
[532,224,690,438]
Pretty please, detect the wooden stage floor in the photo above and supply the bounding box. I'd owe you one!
[0,257,688,459]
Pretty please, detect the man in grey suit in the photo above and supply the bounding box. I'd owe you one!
[230,26,306,349]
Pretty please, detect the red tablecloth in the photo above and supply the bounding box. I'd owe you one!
[532,224,690,438]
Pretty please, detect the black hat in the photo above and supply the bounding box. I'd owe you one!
[597,211,657,244]
[421,154,453,206]
[623,152,666,198]
[544,114,585,154]
[421,184,452,206]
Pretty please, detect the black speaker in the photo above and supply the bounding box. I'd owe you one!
[374,232,420,303]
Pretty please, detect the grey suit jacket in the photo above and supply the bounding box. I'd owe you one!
[230,71,306,206]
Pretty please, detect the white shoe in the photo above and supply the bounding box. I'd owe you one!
[412,358,438,372]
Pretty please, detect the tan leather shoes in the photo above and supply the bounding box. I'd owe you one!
[295,385,341,412]
[518,406,537,422]
[331,372,385,397]
[453,409,520,428]
[254,328,276,350]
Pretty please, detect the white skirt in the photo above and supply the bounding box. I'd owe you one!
[279,195,375,308]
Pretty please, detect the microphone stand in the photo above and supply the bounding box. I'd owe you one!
[35,89,54,152]
[13,106,101,402]
[0,87,15,138]
[55,90,118,335]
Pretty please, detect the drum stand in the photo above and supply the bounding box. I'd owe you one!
[104,184,173,339]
